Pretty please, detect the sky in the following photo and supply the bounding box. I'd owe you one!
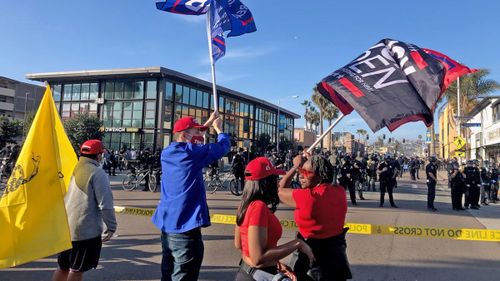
[1,0,500,141]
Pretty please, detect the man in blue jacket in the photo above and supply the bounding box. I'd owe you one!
[152,112,230,281]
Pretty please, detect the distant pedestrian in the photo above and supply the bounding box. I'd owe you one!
[52,139,117,281]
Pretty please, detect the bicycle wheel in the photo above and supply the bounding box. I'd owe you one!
[229,179,242,196]
[122,173,138,191]
[208,178,221,194]
[148,174,157,192]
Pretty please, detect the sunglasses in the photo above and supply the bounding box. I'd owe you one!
[297,168,315,179]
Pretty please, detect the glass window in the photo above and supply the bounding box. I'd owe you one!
[89,83,98,100]
[132,101,143,127]
[89,103,97,116]
[147,80,157,99]
[102,103,113,127]
[62,103,70,118]
[202,92,209,108]
[182,86,190,104]
[189,89,196,106]
[71,84,81,101]
[174,84,182,102]
[104,82,114,100]
[80,103,89,113]
[71,103,79,117]
[166,82,173,100]
[81,83,90,100]
[136,81,144,100]
[164,103,173,129]
[195,90,203,107]
[53,85,62,101]
[115,81,125,100]
[63,84,72,101]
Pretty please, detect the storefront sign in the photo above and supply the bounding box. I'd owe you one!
[104,127,141,133]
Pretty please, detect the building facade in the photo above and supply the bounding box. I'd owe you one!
[0,76,44,120]
[27,67,299,152]
[438,103,459,159]
[294,128,316,148]
[466,97,500,162]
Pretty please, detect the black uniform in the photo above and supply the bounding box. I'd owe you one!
[463,165,481,209]
[450,167,465,210]
[231,153,246,192]
[378,160,397,207]
[352,160,366,200]
[490,167,499,203]
[425,162,438,210]
[367,159,378,191]
[339,161,356,205]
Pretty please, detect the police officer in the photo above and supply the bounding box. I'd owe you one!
[367,155,378,192]
[463,160,481,209]
[377,155,398,208]
[490,164,499,203]
[450,161,466,210]
[339,155,357,206]
[480,161,491,205]
[352,157,366,200]
[426,156,439,211]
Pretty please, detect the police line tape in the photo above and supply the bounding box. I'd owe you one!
[114,206,500,242]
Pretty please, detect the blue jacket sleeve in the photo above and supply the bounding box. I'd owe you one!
[197,133,231,168]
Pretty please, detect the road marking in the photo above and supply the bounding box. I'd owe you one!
[114,206,500,242]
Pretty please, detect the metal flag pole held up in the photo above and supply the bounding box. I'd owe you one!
[206,8,218,114]
[307,114,345,154]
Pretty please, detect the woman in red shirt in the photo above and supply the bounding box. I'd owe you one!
[234,157,315,281]
[279,154,352,281]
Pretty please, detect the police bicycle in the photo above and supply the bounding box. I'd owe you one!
[122,167,159,192]
[204,167,240,196]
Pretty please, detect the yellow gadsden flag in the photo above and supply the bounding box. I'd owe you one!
[0,85,78,268]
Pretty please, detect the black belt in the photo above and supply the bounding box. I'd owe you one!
[239,259,277,276]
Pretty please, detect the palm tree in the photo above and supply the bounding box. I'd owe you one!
[301,100,312,131]
[312,87,339,149]
[444,69,500,116]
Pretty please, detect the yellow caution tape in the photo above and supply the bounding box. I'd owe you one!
[114,206,500,242]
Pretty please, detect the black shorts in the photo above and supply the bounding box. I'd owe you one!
[57,236,102,272]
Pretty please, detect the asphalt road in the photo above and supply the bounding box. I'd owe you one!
[2,171,500,281]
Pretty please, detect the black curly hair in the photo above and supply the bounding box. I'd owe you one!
[310,155,334,184]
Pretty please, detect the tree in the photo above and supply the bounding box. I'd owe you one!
[301,100,313,131]
[255,133,271,154]
[312,86,339,150]
[22,111,36,137]
[444,69,500,116]
[64,113,104,154]
[0,116,23,148]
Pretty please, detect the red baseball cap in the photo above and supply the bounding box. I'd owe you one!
[80,139,104,155]
[173,117,208,133]
[245,157,286,181]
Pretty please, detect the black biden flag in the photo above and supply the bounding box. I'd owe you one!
[317,38,476,132]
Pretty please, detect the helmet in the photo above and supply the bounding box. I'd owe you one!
[384,154,392,160]
[429,156,437,162]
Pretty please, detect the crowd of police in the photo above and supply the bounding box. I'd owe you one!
[255,148,500,212]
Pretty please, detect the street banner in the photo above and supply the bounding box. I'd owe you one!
[317,38,476,132]
[0,86,78,268]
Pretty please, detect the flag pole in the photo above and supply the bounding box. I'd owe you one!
[206,8,218,114]
[307,114,345,153]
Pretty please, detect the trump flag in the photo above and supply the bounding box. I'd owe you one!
[317,38,476,132]
[156,0,256,62]
[0,86,78,268]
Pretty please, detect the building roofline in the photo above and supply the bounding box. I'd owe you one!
[26,66,301,118]
[0,76,45,89]
[466,96,499,119]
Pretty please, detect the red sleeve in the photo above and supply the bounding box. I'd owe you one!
[247,201,269,227]
[292,188,307,209]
